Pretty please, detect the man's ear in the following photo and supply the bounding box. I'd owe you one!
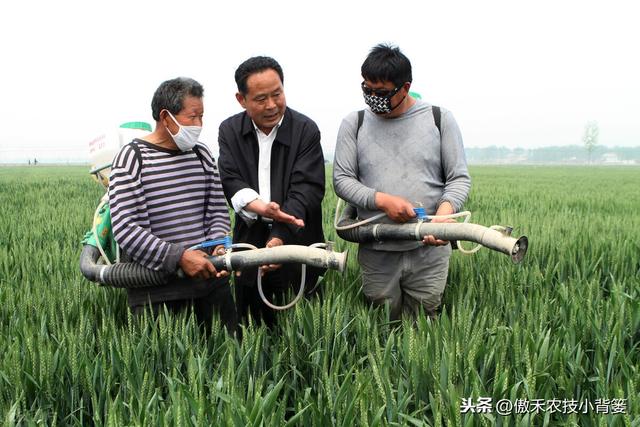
[159,109,170,128]
[235,92,246,109]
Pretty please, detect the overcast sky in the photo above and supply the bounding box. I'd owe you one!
[1,0,638,163]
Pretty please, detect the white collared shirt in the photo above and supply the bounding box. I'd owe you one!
[230,117,283,221]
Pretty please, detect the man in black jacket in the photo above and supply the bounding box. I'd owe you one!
[218,56,325,327]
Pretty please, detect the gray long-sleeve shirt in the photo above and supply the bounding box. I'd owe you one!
[333,100,471,251]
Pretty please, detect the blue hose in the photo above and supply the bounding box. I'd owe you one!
[188,236,232,251]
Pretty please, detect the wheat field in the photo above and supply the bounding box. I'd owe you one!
[0,165,638,426]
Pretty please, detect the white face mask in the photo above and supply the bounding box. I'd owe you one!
[165,111,202,151]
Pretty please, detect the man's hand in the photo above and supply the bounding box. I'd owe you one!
[375,192,416,223]
[423,201,455,246]
[260,237,283,275]
[422,217,456,246]
[212,245,226,256]
[246,199,304,228]
[212,245,241,277]
[263,201,305,228]
[179,249,228,279]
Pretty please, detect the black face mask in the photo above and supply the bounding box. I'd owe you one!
[362,83,405,114]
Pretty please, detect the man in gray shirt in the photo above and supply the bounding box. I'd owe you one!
[333,44,471,321]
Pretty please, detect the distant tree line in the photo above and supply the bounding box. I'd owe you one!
[464,145,640,164]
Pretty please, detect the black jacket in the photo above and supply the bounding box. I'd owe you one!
[218,106,325,254]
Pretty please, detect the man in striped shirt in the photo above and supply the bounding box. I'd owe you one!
[109,77,236,332]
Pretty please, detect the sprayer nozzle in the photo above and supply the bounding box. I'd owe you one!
[511,236,528,263]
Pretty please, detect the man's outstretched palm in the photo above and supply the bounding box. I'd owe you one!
[262,201,304,228]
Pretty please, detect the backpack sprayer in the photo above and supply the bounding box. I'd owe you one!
[341,101,527,262]
[80,237,347,310]
[80,204,347,310]
[80,123,348,310]
[334,199,528,263]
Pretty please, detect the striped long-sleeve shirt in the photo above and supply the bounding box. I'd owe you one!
[109,139,230,273]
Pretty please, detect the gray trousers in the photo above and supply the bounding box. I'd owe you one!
[358,244,452,320]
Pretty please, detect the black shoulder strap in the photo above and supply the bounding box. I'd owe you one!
[128,140,142,161]
[356,107,440,137]
[353,105,445,183]
[433,106,441,136]
[128,140,142,180]
[192,144,210,212]
[128,140,206,168]
[433,105,447,183]
[192,144,207,169]
[355,110,365,140]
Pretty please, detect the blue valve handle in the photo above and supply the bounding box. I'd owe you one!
[413,207,428,221]
[189,235,232,251]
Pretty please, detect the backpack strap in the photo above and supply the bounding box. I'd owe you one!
[357,107,440,137]
[355,106,444,179]
[354,105,450,222]
[192,144,210,213]
[128,140,209,207]
[192,144,206,168]
[432,105,446,183]
[129,139,207,169]
[432,105,456,248]
[128,140,143,181]
[355,109,365,140]
[433,106,441,136]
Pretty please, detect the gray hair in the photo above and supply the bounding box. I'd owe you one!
[151,77,204,121]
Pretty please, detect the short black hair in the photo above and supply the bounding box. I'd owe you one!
[361,43,412,88]
[235,56,284,95]
[151,77,204,121]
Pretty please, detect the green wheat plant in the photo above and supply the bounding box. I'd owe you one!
[0,165,638,426]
